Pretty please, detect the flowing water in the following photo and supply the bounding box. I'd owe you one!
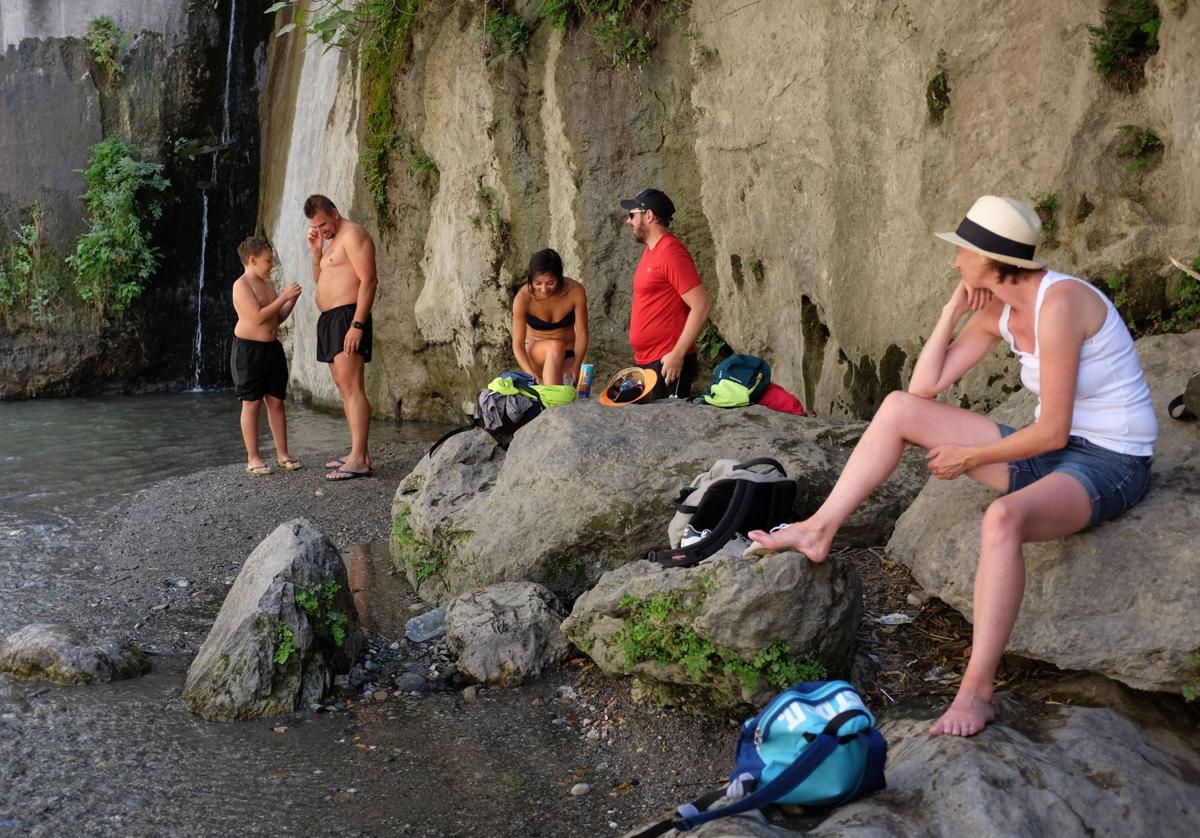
[190,0,240,389]
[0,391,440,538]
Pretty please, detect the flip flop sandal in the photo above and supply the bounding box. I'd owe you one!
[245,464,273,477]
[278,459,303,471]
[325,466,374,482]
[742,523,793,559]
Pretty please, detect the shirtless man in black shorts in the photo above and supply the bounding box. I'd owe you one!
[304,194,378,481]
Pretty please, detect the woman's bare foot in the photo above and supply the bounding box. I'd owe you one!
[929,689,995,737]
[744,520,834,562]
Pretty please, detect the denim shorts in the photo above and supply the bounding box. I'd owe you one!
[997,424,1152,528]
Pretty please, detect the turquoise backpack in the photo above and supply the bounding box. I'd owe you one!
[632,680,887,835]
[693,354,772,408]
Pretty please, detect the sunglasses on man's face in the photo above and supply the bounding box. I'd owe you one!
[627,209,647,220]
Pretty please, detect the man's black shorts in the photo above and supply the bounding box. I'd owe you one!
[646,352,698,400]
[230,337,288,402]
[317,303,373,363]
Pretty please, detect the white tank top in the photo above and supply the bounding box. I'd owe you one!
[998,270,1157,456]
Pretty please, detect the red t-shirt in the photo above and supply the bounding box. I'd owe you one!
[628,234,703,364]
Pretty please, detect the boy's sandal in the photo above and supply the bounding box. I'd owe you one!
[245,464,273,477]
[278,459,303,471]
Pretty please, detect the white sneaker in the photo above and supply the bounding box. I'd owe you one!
[742,523,792,559]
[681,525,711,547]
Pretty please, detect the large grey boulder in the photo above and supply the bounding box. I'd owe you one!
[0,623,148,684]
[392,400,924,604]
[445,582,571,687]
[628,692,1200,837]
[887,331,1200,692]
[563,553,860,710]
[183,519,365,721]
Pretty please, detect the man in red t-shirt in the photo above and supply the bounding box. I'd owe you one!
[620,187,711,399]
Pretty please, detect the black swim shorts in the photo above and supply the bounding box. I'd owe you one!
[317,303,373,363]
[230,337,288,402]
[646,352,698,400]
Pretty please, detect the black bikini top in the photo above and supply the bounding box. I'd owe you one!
[527,310,575,330]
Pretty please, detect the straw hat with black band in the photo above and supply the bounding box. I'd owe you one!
[934,195,1047,270]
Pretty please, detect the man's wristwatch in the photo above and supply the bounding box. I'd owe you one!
[351,321,365,330]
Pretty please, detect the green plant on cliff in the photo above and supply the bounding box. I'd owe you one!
[295,581,350,646]
[696,323,729,363]
[266,0,425,223]
[1088,0,1161,91]
[391,509,444,582]
[0,204,72,325]
[1116,124,1164,174]
[925,49,950,123]
[614,591,826,698]
[1167,253,1200,332]
[85,16,128,80]
[537,0,684,68]
[482,2,532,66]
[1032,193,1060,247]
[273,622,298,665]
[67,138,170,317]
[1184,652,1200,702]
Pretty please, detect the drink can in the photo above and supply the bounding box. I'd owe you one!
[577,363,595,397]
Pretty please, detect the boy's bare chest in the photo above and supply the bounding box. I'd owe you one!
[247,277,276,307]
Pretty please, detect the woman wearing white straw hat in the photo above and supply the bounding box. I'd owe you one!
[748,195,1157,737]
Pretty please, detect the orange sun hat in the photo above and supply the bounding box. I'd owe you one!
[598,367,659,406]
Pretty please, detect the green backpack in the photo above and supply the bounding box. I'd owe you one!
[693,354,771,408]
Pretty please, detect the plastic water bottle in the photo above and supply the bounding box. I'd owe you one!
[405,607,446,642]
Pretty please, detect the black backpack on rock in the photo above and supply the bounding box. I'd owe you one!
[646,458,797,568]
[1169,371,1200,421]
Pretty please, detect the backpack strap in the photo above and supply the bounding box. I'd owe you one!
[425,421,479,458]
[1169,394,1196,421]
[648,480,753,567]
[732,457,787,475]
[672,710,868,831]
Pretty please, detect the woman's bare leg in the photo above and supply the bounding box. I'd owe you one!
[749,391,1010,561]
[931,472,1091,736]
[529,339,567,385]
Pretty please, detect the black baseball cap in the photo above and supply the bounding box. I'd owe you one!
[620,188,675,222]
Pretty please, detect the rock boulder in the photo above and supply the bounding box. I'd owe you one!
[887,332,1200,692]
[445,582,571,687]
[393,401,925,604]
[183,519,365,721]
[0,623,148,684]
[627,692,1200,837]
[563,553,860,710]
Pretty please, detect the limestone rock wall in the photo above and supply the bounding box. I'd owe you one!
[0,0,270,394]
[260,1,1200,421]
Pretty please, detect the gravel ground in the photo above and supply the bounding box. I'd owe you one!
[1,440,742,837]
[3,435,1060,836]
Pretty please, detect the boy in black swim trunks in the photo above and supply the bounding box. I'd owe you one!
[230,237,302,476]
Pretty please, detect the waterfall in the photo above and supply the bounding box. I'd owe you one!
[190,0,240,390]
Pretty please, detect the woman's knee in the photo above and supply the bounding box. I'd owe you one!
[981,497,1024,542]
[873,390,922,427]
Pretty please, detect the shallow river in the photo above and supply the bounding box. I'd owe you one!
[0,391,443,537]
[1,395,630,836]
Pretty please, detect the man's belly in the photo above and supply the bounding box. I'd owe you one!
[317,272,360,311]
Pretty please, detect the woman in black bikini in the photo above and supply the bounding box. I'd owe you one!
[511,249,589,385]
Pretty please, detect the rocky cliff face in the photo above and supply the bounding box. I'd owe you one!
[261,0,1198,421]
[0,0,268,395]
